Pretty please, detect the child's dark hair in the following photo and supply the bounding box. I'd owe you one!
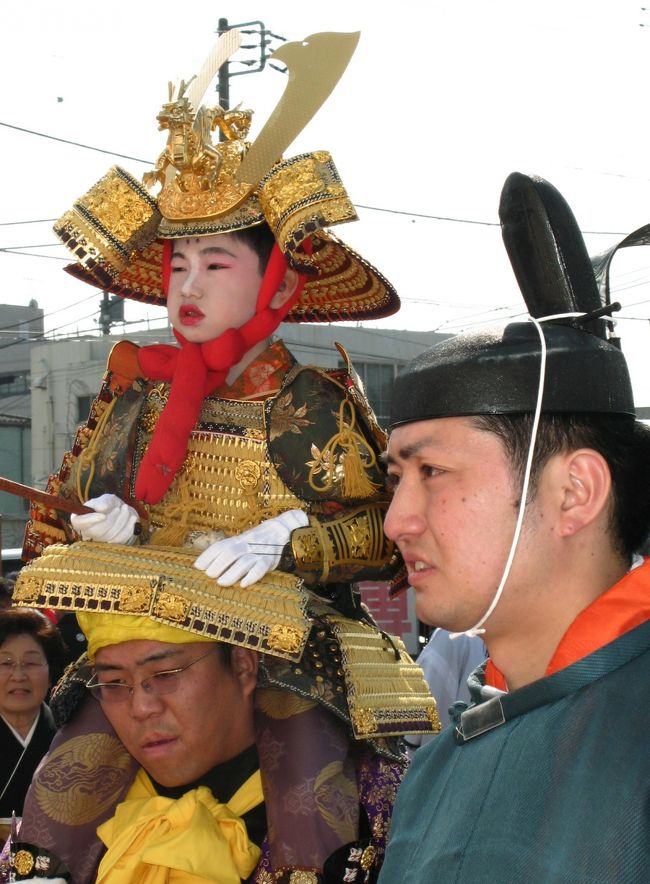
[230,223,276,273]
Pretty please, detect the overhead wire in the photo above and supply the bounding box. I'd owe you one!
[0,120,640,237]
[0,311,102,351]
[0,249,67,261]
[354,203,631,236]
[0,313,172,353]
[0,293,102,336]
[0,219,57,227]
[1,244,61,250]
[0,121,152,164]
[1,123,649,348]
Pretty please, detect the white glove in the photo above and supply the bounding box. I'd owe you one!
[70,493,139,544]
[194,509,309,588]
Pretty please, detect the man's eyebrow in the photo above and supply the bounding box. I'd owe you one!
[383,437,436,465]
[94,648,184,672]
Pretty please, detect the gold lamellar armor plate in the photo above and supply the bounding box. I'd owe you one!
[13,541,312,663]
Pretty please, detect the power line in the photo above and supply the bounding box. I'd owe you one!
[0,296,121,346]
[0,249,68,261]
[0,219,56,227]
[355,203,499,227]
[0,243,68,261]
[0,121,153,165]
[0,120,638,237]
[0,310,100,350]
[355,202,630,236]
[0,313,171,354]
[1,243,61,251]
[0,293,100,336]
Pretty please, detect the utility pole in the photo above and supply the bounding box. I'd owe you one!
[98,292,125,335]
[215,18,286,131]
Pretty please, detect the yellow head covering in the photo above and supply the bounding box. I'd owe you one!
[77,612,213,662]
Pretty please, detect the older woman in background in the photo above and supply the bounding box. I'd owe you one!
[0,609,66,818]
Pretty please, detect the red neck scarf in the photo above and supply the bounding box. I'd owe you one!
[134,243,306,504]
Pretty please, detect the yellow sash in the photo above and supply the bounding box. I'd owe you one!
[96,767,263,884]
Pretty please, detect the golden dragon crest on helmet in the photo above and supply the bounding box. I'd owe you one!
[142,77,254,220]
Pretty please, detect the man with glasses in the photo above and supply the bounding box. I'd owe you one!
[7,590,431,883]
[85,642,258,797]
[80,627,263,880]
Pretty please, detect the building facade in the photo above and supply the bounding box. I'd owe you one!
[0,303,43,547]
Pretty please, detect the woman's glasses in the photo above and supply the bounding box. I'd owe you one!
[0,656,48,675]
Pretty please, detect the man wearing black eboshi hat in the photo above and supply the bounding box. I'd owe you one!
[378,172,650,883]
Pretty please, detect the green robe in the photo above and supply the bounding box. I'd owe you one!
[379,618,650,883]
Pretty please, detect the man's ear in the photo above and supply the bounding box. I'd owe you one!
[557,449,612,537]
[270,268,300,309]
[231,647,259,697]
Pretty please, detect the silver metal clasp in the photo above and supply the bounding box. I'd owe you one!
[455,695,506,743]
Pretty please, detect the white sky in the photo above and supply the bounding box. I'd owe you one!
[2,0,650,400]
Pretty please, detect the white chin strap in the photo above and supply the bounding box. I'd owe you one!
[450,312,585,640]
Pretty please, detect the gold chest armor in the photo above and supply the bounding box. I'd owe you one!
[143,391,305,546]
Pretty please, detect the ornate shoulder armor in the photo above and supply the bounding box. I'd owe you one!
[269,344,401,584]
[22,341,148,559]
[288,503,399,584]
[268,346,388,507]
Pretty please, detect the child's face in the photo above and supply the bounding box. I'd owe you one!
[166,234,264,343]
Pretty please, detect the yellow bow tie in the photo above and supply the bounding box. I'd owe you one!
[96,767,263,884]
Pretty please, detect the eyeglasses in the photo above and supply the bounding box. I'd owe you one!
[85,646,217,704]
[0,657,48,675]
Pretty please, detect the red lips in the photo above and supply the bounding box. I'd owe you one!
[179,304,205,325]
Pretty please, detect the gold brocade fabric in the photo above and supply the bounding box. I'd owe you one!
[144,396,305,545]
[23,340,389,562]
[13,542,312,662]
[327,614,441,738]
[96,767,263,884]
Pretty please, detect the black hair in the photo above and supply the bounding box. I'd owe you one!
[0,608,68,682]
[472,412,650,560]
[0,577,14,610]
[229,223,276,274]
[215,640,234,670]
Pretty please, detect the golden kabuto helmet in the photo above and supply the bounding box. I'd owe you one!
[390,172,635,427]
[53,29,399,324]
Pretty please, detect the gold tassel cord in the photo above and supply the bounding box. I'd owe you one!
[75,397,119,504]
[308,399,380,500]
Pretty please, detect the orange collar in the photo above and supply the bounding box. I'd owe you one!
[486,558,650,690]
[220,339,295,400]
